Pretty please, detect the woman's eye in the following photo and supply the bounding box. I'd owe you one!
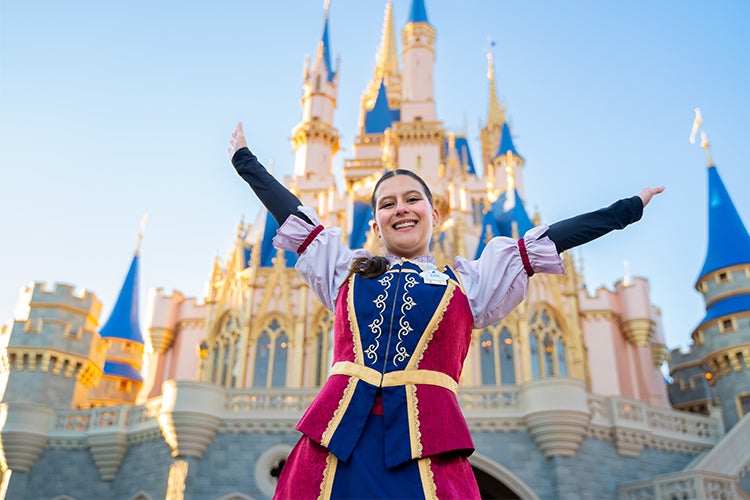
[381,202,393,209]
[408,197,420,203]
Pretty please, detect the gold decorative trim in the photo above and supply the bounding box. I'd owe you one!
[329,361,457,394]
[418,457,438,500]
[407,384,423,458]
[407,282,455,369]
[318,452,338,500]
[346,275,364,364]
[320,377,358,447]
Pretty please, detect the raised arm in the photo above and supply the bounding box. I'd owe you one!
[228,122,312,225]
[543,187,664,253]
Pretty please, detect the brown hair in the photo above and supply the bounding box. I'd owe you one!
[345,169,434,281]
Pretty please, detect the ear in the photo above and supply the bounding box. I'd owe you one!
[432,208,439,227]
[372,221,381,238]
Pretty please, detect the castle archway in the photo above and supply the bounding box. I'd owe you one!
[470,452,538,500]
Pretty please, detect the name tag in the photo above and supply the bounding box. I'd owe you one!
[420,269,449,286]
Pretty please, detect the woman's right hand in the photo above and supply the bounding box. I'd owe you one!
[228,121,248,158]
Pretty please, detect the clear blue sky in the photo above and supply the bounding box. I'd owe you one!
[2,1,749,353]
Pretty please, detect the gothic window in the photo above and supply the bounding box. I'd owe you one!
[479,329,495,385]
[253,332,271,388]
[499,328,516,384]
[210,312,242,387]
[529,308,567,378]
[272,332,289,387]
[252,319,289,388]
[312,312,334,387]
[478,326,516,386]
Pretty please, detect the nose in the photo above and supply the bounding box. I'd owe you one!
[395,200,409,214]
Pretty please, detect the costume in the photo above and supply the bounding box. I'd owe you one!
[270,206,562,499]
[230,147,644,499]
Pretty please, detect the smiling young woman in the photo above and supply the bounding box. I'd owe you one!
[228,121,663,499]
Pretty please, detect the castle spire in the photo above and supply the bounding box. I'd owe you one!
[486,39,505,129]
[691,114,750,280]
[100,230,143,344]
[407,0,430,24]
[697,160,750,280]
[376,1,400,82]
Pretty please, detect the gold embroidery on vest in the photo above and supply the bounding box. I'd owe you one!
[346,274,364,364]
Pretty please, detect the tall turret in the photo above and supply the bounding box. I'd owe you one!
[290,2,341,220]
[479,41,506,170]
[87,250,145,406]
[395,0,443,186]
[669,131,750,431]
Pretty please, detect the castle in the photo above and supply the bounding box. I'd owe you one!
[1,1,748,498]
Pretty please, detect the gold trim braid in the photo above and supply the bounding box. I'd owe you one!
[318,452,338,500]
[329,361,458,394]
[418,457,438,499]
[320,376,358,447]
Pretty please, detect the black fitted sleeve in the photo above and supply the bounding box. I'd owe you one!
[231,147,312,226]
[543,196,644,253]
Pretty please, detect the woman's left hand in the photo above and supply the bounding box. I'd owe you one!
[638,186,665,207]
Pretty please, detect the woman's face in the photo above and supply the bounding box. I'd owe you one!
[372,175,438,259]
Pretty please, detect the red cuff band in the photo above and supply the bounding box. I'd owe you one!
[297,225,324,255]
[518,238,535,277]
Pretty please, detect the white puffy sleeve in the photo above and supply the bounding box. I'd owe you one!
[453,225,564,329]
[272,206,370,311]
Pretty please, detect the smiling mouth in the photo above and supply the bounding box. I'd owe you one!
[393,221,417,229]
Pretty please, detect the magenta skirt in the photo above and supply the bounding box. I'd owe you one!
[274,412,480,499]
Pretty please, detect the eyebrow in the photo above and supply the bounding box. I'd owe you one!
[377,190,423,203]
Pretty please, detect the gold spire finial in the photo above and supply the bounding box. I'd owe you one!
[136,213,148,255]
[690,108,714,167]
[485,38,504,128]
[324,0,330,17]
[375,1,400,80]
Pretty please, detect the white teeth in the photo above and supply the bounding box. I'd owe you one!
[394,221,417,229]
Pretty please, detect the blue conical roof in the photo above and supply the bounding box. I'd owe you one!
[494,122,522,160]
[99,254,143,344]
[364,80,393,134]
[407,0,430,24]
[474,190,534,258]
[321,15,336,82]
[698,165,750,280]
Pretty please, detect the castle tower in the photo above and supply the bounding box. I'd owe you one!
[345,1,402,186]
[395,0,443,187]
[290,2,341,222]
[2,283,105,409]
[87,250,145,406]
[479,41,506,171]
[687,140,750,431]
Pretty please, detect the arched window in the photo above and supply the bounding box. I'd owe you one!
[478,325,516,386]
[272,332,289,387]
[479,329,495,385]
[529,308,567,378]
[252,318,289,388]
[253,331,271,388]
[312,312,334,386]
[210,313,242,387]
[499,328,515,384]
